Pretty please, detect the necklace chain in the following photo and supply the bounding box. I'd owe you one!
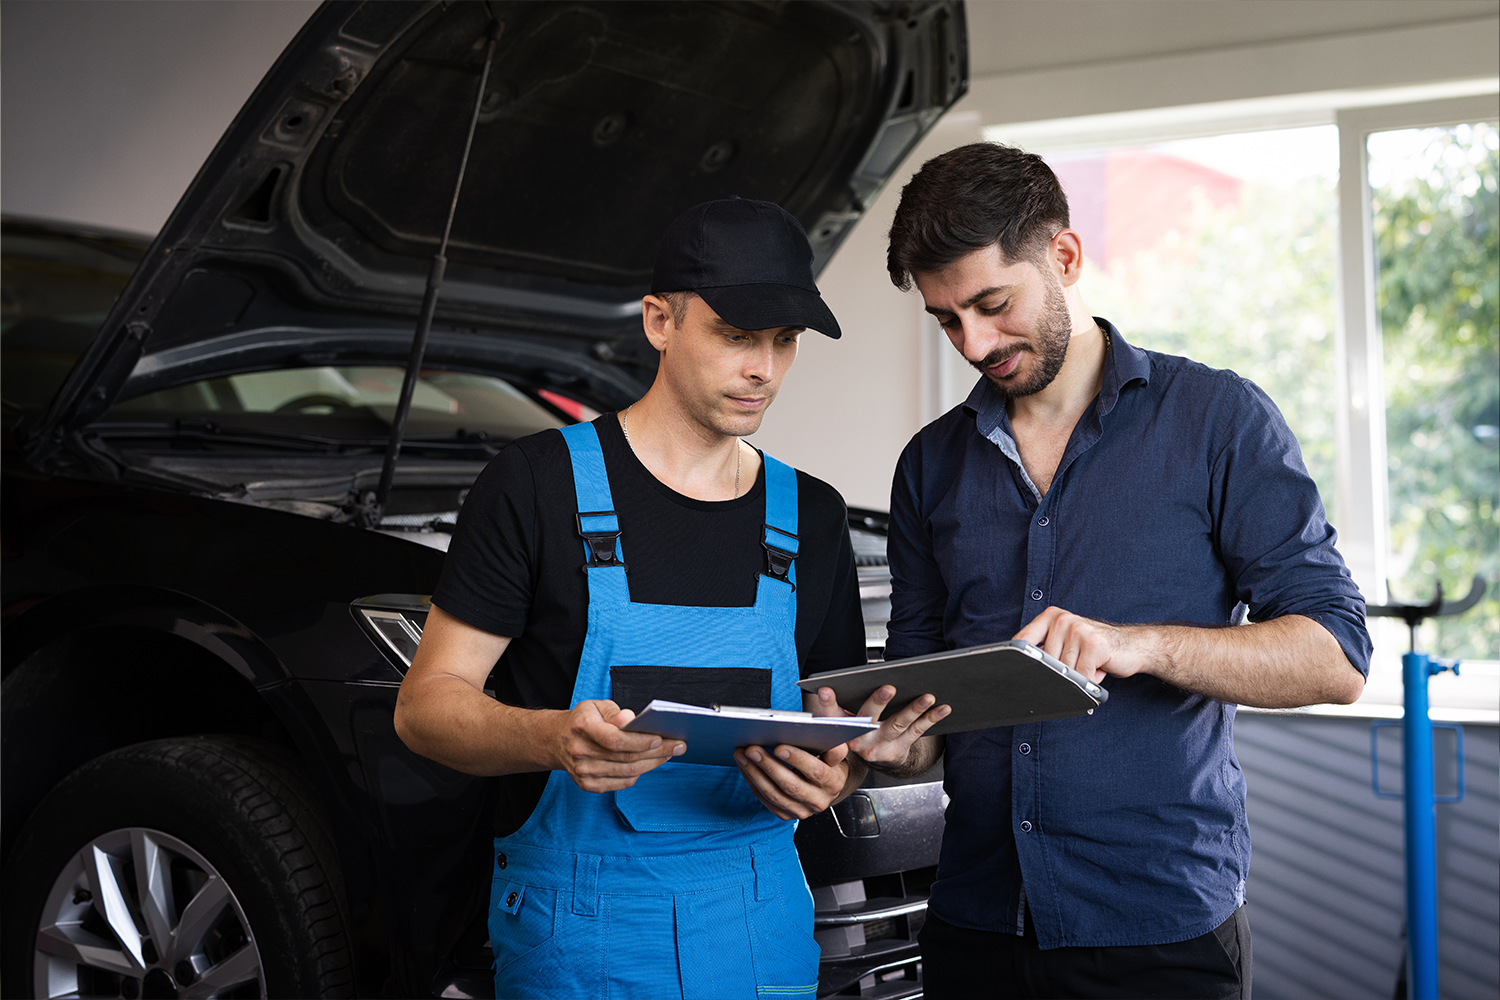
[620,405,741,499]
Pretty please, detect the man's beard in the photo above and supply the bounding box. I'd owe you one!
[972,274,1071,398]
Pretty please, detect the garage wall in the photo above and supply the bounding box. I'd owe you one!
[0,0,321,236]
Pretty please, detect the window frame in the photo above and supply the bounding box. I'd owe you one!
[1334,93,1500,606]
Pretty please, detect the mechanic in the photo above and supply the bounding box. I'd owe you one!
[395,198,873,1000]
[818,143,1372,999]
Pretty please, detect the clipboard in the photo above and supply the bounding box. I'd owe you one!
[622,700,879,767]
[796,640,1108,736]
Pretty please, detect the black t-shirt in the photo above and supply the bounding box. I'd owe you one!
[432,413,867,832]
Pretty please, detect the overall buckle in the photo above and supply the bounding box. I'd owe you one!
[761,525,799,586]
[576,511,623,568]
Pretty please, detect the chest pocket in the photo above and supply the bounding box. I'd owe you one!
[614,762,765,832]
[609,665,771,831]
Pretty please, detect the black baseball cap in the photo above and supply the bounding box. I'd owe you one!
[651,198,843,339]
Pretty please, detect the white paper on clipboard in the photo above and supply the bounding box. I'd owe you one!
[622,700,878,766]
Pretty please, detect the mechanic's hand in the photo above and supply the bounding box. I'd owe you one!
[548,699,684,793]
[1013,605,1149,683]
[734,741,850,821]
[812,684,949,769]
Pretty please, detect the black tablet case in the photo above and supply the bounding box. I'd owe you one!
[797,640,1108,736]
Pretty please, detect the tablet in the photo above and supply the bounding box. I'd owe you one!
[796,640,1108,736]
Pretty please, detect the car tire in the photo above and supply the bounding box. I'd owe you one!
[1,736,354,999]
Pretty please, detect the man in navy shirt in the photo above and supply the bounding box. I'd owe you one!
[820,143,1372,998]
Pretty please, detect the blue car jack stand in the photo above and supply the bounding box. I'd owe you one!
[1368,575,1484,1000]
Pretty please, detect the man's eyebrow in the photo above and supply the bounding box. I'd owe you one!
[923,284,1018,316]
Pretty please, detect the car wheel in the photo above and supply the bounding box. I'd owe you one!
[2,737,353,999]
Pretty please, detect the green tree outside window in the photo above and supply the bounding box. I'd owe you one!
[1372,122,1499,661]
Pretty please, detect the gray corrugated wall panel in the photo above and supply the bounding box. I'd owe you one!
[1235,713,1499,1000]
[1242,876,1399,996]
[1244,845,1403,997]
[1433,723,1500,999]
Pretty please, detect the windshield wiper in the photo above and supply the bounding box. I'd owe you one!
[94,418,387,453]
[96,419,504,457]
[403,428,496,444]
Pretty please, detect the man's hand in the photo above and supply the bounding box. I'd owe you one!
[1013,605,1148,684]
[829,685,949,766]
[733,741,851,821]
[395,605,689,782]
[546,699,684,793]
[1013,605,1365,708]
[811,684,948,779]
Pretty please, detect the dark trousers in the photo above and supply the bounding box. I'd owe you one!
[919,905,1252,1000]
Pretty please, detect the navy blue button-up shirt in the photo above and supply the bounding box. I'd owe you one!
[885,321,1370,949]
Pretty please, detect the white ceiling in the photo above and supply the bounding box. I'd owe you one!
[964,0,1499,77]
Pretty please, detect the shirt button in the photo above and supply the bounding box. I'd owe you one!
[1030,589,1043,601]
[1020,820,1033,833]
[497,853,508,869]
[1037,516,1049,526]
[1019,743,1031,755]
[506,891,518,907]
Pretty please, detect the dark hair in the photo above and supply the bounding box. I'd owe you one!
[887,142,1070,291]
[654,290,697,326]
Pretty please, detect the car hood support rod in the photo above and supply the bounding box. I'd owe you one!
[362,17,502,529]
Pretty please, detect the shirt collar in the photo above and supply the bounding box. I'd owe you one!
[962,317,1149,437]
[1096,318,1150,415]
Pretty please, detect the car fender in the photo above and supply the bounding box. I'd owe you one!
[1,581,289,686]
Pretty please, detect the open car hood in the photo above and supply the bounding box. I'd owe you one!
[24,0,966,463]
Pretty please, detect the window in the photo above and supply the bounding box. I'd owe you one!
[1047,126,1341,520]
[1340,100,1500,711]
[1369,122,1497,663]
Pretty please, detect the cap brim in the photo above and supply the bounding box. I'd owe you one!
[696,283,842,339]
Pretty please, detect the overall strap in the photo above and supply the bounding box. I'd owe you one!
[760,453,799,588]
[558,422,623,567]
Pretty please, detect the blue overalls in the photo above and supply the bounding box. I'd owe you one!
[489,421,821,999]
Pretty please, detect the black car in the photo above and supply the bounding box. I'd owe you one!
[1,3,965,997]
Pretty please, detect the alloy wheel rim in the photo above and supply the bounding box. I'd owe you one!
[32,827,265,999]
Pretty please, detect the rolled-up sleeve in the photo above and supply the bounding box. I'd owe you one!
[1210,378,1372,676]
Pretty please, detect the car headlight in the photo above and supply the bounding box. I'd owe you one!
[353,594,429,669]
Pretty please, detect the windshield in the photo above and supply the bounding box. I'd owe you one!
[104,366,573,448]
[1,225,147,412]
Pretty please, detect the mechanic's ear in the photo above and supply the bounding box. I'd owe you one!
[641,295,675,350]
